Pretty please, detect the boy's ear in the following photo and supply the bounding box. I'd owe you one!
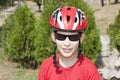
[51,31,56,42]
[80,33,85,43]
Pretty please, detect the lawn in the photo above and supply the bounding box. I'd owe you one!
[0,48,38,80]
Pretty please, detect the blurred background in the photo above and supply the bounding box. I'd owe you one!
[0,0,120,80]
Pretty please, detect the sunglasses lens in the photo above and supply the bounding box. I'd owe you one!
[69,35,80,41]
[55,33,66,40]
[55,33,80,41]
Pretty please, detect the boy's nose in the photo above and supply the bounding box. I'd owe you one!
[64,37,71,46]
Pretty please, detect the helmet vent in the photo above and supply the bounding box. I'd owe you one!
[67,16,70,22]
[75,17,77,23]
[60,16,62,21]
[67,7,71,10]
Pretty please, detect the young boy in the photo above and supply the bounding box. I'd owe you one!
[38,6,101,80]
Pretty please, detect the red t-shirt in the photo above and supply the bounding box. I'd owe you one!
[38,54,101,80]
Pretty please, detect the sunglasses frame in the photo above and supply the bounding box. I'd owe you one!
[55,32,82,41]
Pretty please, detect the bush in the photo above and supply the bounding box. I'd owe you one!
[1,13,15,51]
[1,5,37,68]
[107,10,120,53]
[34,0,101,65]
[0,0,9,9]
[0,27,2,47]
[33,1,63,65]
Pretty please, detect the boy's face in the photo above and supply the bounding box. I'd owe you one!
[51,31,82,58]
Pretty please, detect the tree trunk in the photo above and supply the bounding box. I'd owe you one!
[114,0,118,3]
[37,2,42,12]
[100,0,104,7]
[9,0,13,6]
[18,0,21,7]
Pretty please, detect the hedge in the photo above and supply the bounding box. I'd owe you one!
[1,5,37,68]
[107,10,120,53]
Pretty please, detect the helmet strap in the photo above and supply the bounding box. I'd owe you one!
[77,40,82,58]
[53,45,58,67]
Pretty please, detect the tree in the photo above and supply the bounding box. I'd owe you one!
[0,0,9,9]
[18,0,21,7]
[1,13,17,52]
[114,0,118,3]
[107,10,120,53]
[0,27,2,47]
[2,5,37,68]
[100,0,104,7]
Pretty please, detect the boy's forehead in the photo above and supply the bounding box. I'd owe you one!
[56,30,79,35]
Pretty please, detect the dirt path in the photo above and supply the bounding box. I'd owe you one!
[0,58,18,80]
[87,0,120,35]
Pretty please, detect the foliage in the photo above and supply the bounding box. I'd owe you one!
[107,10,120,53]
[1,13,15,50]
[34,0,101,65]
[33,1,63,65]
[0,27,2,47]
[1,5,37,68]
[32,0,64,11]
[0,0,9,9]
[32,0,41,3]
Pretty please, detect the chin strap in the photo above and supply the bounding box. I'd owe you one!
[77,40,82,58]
[53,45,57,67]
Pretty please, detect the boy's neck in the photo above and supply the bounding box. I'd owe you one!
[58,52,78,68]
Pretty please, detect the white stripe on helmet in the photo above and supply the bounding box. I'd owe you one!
[57,11,65,29]
[72,11,80,30]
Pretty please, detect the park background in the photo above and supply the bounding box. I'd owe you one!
[0,0,120,80]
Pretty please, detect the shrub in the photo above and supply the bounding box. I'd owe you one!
[33,1,63,65]
[34,0,101,65]
[1,13,15,51]
[64,0,101,62]
[1,5,37,68]
[107,10,120,53]
[0,0,9,9]
[0,27,2,47]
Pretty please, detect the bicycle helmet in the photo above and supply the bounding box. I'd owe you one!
[49,6,88,32]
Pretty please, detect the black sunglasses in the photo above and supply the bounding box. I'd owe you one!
[55,32,81,41]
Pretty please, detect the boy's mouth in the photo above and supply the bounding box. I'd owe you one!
[63,48,72,53]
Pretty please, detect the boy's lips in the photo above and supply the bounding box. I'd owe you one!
[63,48,72,53]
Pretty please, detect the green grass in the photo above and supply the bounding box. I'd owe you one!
[0,14,4,18]
[17,74,38,80]
[14,67,38,80]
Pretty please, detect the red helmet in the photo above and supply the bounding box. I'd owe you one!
[49,6,88,32]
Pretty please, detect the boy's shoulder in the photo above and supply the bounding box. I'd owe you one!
[80,54,95,65]
[79,54,98,71]
[40,55,54,69]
